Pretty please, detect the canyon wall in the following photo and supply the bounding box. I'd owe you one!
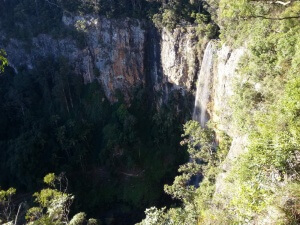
[0,15,146,101]
[1,14,248,200]
[191,40,248,201]
[209,44,248,198]
[160,27,200,92]
[148,26,206,105]
[1,15,205,103]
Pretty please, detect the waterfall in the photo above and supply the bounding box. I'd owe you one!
[189,41,216,187]
[192,41,216,127]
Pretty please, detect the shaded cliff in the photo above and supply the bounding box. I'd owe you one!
[1,15,208,106]
[0,11,253,224]
[148,26,209,109]
[1,14,146,102]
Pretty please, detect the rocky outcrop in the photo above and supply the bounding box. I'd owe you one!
[160,27,202,91]
[211,45,245,136]
[1,15,205,103]
[209,43,247,199]
[1,15,146,101]
[191,40,248,198]
[146,26,208,105]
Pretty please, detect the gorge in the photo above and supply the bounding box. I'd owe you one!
[0,1,300,225]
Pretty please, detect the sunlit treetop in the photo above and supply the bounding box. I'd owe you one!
[0,49,8,73]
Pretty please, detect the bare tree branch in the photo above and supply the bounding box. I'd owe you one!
[44,0,72,15]
[14,203,22,225]
[250,0,292,5]
[245,14,300,20]
[275,1,291,5]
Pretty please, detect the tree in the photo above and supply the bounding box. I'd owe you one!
[0,187,17,224]
[0,49,8,73]
[220,0,300,20]
[0,173,99,225]
[27,173,98,224]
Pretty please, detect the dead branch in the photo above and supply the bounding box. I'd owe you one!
[120,170,145,177]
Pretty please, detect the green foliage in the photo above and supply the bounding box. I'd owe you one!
[0,187,16,223]
[44,173,56,187]
[69,212,87,225]
[25,207,43,222]
[0,188,16,199]
[0,57,188,224]
[140,121,232,224]
[211,1,300,223]
[151,0,218,38]
[0,50,8,73]
[160,9,178,30]
[27,173,74,224]
[137,207,168,225]
[0,174,97,225]
[0,0,160,37]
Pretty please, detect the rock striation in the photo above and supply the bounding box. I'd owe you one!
[1,15,146,102]
[160,27,200,91]
[191,40,248,198]
[1,14,248,187]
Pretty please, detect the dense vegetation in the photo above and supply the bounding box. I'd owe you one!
[1,0,300,225]
[221,0,300,222]
[0,0,218,41]
[1,173,98,225]
[0,0,158,43]
[138,0,300,224]
[0,58,189,224]
[138,121,232,224]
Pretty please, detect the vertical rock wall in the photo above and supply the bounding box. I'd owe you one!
[209,43,248,200]
[150,26,208,105]
[211,45,245,136]
[1,15,146,102]
[1,15,207,104]
[189,39,248,200]
[160,27,201,91]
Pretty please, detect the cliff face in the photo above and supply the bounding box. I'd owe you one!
[1,15,146,101]
[147,26,207,106]
[211,45,248,198]
[1,12,246,175]
[210,44,248,180]
[160,27,200,91]
[1,15,204,103]
[211,45,245,135]
[191,40,248,200]
[1,13,247,169]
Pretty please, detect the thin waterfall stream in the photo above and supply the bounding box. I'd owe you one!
[190,41,216,187]
[192,41,215,127]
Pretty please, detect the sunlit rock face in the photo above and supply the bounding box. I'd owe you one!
[1,15,146,102]
[1,14,206,104]
[189,41,248,194]
[211,45,245,136]
[211,44,248,187]
[160,27,200,91]
[64,15,146,101]
[207,43,248,199]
